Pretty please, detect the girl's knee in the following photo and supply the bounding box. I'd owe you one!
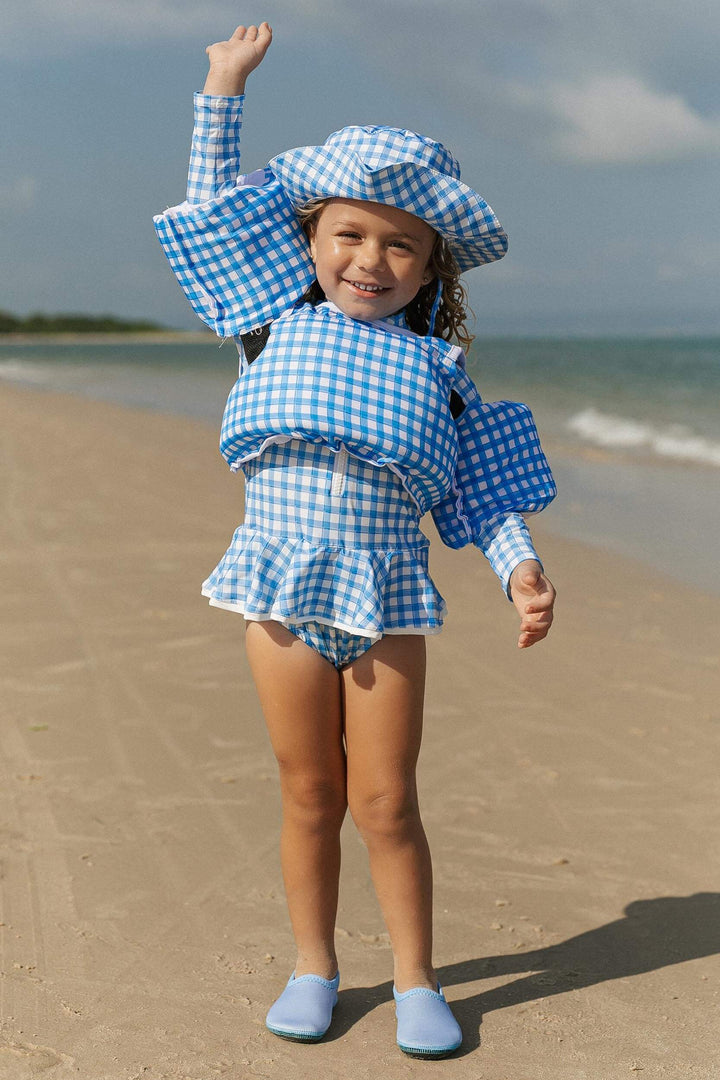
[348,784,420,844]
[280,772,347,831]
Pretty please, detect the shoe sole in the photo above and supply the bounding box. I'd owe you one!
[398,1041,462,1058]
[266,1024,327,1042]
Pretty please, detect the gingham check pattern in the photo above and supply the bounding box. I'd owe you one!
[431,367,557,548]
[154,96,314,336]
[186,94,246,204]
[270,125,508,272]
[153,178,314,337]
[219,302,462,514]
[202,440,447,635]
[282,621,377,669]
[475,512,540,595]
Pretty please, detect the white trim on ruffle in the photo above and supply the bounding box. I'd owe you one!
[201,590,444,638]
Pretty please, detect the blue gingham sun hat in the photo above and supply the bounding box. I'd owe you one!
[269,125,508,273]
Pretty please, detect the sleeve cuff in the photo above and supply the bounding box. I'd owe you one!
[193,91,245,123]
[473,512,542,598]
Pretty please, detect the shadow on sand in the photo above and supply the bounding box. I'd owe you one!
[328,893,720,1055]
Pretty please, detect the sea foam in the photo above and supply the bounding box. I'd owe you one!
[567,407,720,468]
[0,359,54,384]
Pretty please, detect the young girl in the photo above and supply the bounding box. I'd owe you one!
[155,22,556,1058]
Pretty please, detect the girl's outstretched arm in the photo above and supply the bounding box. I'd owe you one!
[509,560,556,648]
[187,23,273,204]
[203,22,273,96]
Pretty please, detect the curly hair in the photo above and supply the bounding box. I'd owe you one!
[296,200,475,351]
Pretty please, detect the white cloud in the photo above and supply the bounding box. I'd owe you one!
[543,74,720,163]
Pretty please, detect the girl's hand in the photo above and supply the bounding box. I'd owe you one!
[509,560,556,649]
[203,22,273,96]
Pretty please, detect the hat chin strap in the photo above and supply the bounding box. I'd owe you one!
[427,279,443,336]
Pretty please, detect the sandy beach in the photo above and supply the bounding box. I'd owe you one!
[1,384,719,1080]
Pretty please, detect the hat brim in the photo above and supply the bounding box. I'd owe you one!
[270,144,508,273]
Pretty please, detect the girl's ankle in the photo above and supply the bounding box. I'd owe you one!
[294,957,339,981]
[393,967,437,994]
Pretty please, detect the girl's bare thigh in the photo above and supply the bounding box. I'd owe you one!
[244,620,346,789]
[342,634,427,800]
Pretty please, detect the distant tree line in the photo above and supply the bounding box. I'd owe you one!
[0,310,165,333]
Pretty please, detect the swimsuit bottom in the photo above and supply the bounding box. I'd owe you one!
[202,440,447,655]
[282,620,376,669]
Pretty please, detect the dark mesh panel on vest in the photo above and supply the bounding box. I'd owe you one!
[450,390,465,418]
[241,324,272,364]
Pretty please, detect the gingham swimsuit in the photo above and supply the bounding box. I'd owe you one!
[202,437,446,668]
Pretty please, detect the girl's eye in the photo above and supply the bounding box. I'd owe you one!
[334,232,413,252]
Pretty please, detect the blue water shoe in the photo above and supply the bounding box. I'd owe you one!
[266,971,340,1042]
[393,983,462,1057]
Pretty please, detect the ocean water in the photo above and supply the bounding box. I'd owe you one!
[1,335,719,594]
[467,338,720,595]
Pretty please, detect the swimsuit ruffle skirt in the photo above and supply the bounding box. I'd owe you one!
[202,439,446,641]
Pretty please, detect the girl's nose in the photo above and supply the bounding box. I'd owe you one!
[355,241,386,272]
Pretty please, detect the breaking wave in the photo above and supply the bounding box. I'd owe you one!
[567,407,720,468]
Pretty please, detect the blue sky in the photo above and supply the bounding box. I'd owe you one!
[3,0,719,334]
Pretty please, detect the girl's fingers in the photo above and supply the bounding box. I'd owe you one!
[519,626,550,647]
[515,573,555,646]
[525,600,552,614]
[524,584,556,613]
[520,612,553,638]
[522,614,551,627]
[229,22,272,48]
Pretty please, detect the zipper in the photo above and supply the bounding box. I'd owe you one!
[331,444,348,497]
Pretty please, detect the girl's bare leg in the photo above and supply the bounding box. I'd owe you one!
[342,635,436,993]
[245,620,346,980]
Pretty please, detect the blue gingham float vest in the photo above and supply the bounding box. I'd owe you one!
[219,302,557,536]
[220,302,461,514]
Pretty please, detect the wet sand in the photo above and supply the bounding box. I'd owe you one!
[1,385,719,1079]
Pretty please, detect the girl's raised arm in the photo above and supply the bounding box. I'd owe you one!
[186,23,273,205]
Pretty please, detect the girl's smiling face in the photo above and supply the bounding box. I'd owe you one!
[307,199,436,322]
